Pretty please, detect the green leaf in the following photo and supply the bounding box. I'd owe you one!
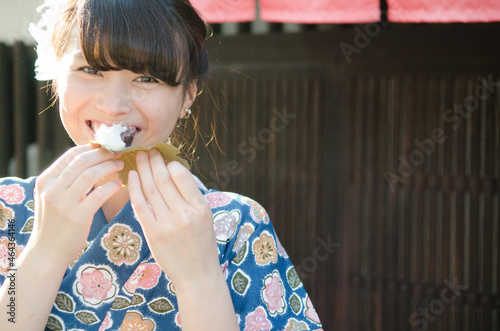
[232,270,250,295]
[289,293,302,315]
[148,297,174,314]
[20,217,34,233]
[287,267,302,290]
[111,296,130,310]
[116,143,189,185]
[130,294,144,306]
[233,241,248,265]
[54,292,74,313]
[25,200,35,211]
[46,315,64,331]
[75,311,99,325]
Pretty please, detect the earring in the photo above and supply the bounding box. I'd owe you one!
[180,109,192,119]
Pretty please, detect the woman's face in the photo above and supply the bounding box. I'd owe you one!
[55,44,195,148]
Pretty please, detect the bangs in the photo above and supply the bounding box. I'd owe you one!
[78,0,188,86]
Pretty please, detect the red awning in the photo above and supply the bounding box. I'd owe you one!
[387,0,500,23]
[191,0,380,24]
[191,0,256,23]
[259,0,380,24]
[190,0,500,23]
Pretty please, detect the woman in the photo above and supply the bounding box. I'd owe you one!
[0,0,322,330]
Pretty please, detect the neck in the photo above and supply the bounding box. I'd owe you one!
[95,176,130,223]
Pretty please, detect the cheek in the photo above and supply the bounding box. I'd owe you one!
[58,77,89,114]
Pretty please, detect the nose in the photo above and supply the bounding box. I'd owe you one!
[96,78,134,115]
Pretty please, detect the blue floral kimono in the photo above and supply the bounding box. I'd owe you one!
[0,176,322,330]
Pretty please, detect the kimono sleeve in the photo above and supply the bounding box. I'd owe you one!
[0,177,36,286]
[211,192,323,331]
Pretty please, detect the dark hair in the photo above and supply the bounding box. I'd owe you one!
[54,0,209,88]
[51,0,211,159]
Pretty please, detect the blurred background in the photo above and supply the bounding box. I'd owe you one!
[1,0,500,330]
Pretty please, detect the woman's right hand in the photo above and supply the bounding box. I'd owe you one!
[27,145,124,267]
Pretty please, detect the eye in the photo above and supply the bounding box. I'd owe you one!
[79,66,101,75]
[135,76,159,83]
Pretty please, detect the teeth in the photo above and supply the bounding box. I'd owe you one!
[89,121,139,134]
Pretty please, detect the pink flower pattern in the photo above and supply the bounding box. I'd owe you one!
[0,185,25,205]
[262,271,286,316]
[75,265,117,306]
[124,262,161,294]
[98,311,113,331]
[206,192,232,207]
[0,237,23,275]
[244,306,272,331]
[305,295,321,324]
[0,177,321,330]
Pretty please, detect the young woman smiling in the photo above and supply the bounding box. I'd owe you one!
[0,1,322,330]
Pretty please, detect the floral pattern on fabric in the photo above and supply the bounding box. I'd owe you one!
[242,198,270,224]
[74,265,118,306]
[213,210,241,243]
[0,237,23,275]
[262,270,287,316]
[98,312,113,331]
[69,241,92,269]
[305,294,321,325]
[205,191,232,207]
[233,223,255,253]
[0,184,25,204]
[124,262,162,294]
[244,306,272,331]
[252,231,278,265]
[119,311,155,331]
[285,317,310,330]
[0,202,14,230]
[0,176,322,331]
[101,224,141,265]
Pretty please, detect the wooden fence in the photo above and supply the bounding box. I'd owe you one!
[1,22,500,330]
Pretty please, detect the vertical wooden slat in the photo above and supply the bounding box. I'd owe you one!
[374,74,387,331]
[12,42,38,177]
[0,43,13,177]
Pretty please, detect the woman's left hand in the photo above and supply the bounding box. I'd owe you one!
[127,150,220,288]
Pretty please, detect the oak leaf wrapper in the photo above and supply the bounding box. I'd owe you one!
[115,143,189,185]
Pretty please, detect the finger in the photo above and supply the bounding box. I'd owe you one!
[149,150,185,210]
[58,148,121,190]
[40,145,95,181]
[128,170,156,225]
[134,151,168,211]
[65,159,124,200]
[166,161,205,207]
[81,179,123,219]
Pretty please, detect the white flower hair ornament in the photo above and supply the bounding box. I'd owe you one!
[28,0,68,81]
